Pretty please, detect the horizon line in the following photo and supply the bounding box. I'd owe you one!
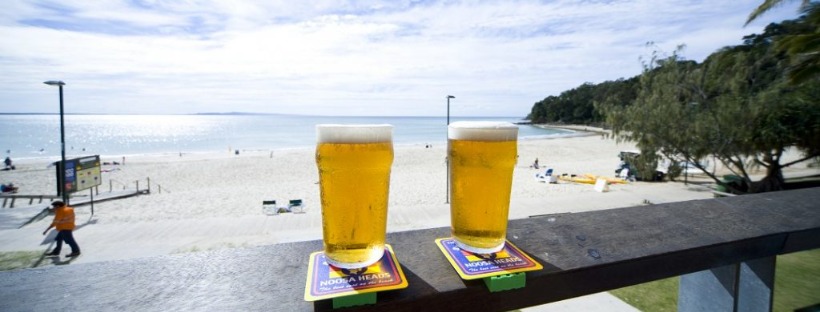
[0,112,526,119]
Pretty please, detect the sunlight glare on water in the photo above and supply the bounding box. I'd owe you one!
[0,114,570,159]
[66,115,228,155]
[0,114,231,158]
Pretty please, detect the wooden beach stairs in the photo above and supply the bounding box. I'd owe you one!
[0,194,62,208]
[1,177,157,208]
[0,190,150,230]
[0,190,147,209]
[1,179,153,230]
[0,188,818,311]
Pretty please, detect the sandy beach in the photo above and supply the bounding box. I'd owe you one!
[1,131,815,264]
[2,130,817,310]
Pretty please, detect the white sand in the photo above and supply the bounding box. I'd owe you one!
[3,131,815,311]
[1,132,815,264]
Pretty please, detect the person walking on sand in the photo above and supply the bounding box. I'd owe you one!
[43,201,81,257]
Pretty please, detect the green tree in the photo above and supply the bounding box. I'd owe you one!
[527,78,637,124]
[601,31,820,193]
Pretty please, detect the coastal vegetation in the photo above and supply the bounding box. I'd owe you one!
[526,77,638,125]
[528,6,820,193]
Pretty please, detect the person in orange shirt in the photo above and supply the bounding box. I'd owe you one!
[43,201,81,257]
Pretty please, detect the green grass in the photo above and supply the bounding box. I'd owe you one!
[610,276,679,312]
[610,249,820,312]
[0,251,52,271]
[773,249,820,311]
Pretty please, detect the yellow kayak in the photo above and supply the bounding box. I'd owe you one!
[582,174,628,184]
[558,175,597,184]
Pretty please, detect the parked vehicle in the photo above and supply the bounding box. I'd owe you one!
[615,150,667,181]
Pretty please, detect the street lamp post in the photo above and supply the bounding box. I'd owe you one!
[44,80,68,205]
[446,95,455,204]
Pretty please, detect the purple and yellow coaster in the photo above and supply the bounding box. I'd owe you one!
[304,244,408,302]
[435,238,543,280]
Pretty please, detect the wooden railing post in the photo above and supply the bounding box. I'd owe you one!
[679,256,775,312]
[737,257,775,311]
[679,264,738,311]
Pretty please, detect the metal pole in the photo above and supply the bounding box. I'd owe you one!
[90,188,94,216]
[446,95,454,204]
[447,96,450,128]
[58,84,68,205]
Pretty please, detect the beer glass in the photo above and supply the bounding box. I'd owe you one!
[448,121,518,253]
[316,124,394,268]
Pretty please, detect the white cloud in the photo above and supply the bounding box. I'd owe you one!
[0,0,803,116]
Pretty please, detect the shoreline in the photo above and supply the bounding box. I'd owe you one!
[6,128,590,164]
[1,115,544,163]
[532,123,611,135]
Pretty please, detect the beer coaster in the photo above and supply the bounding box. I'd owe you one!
[304,244,408,301]
[435,238,543,280]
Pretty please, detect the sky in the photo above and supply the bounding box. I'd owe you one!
[0,0,802,117]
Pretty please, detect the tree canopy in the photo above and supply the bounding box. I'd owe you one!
[526,78,638,124]
[528,10,820,193]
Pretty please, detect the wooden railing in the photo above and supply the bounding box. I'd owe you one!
[0,194,62,208]
[1,177,155,208]
[0,188,818,311]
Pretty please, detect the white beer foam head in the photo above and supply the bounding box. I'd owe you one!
[448,121,518,141]
[316,124,393,143]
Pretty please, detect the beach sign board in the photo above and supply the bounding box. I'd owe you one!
[304,244,408,302]
[435,238,543,280]
[58,155,101,194]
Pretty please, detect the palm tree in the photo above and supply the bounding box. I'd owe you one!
[777,4,820,83]
[747,1,819,84]
[746,0,812,25]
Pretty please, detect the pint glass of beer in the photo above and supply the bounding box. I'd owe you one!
[316,124,394,268]
[448,121,518,253]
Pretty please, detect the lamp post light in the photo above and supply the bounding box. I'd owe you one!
[446,95,455,204]
[44,80,68,205]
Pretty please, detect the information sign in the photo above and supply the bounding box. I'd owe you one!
[57,155,101,194]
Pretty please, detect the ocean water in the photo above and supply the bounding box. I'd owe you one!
[0,114,571,160]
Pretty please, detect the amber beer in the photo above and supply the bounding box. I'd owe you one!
[449,121,518,253]
[316,124,393,268]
